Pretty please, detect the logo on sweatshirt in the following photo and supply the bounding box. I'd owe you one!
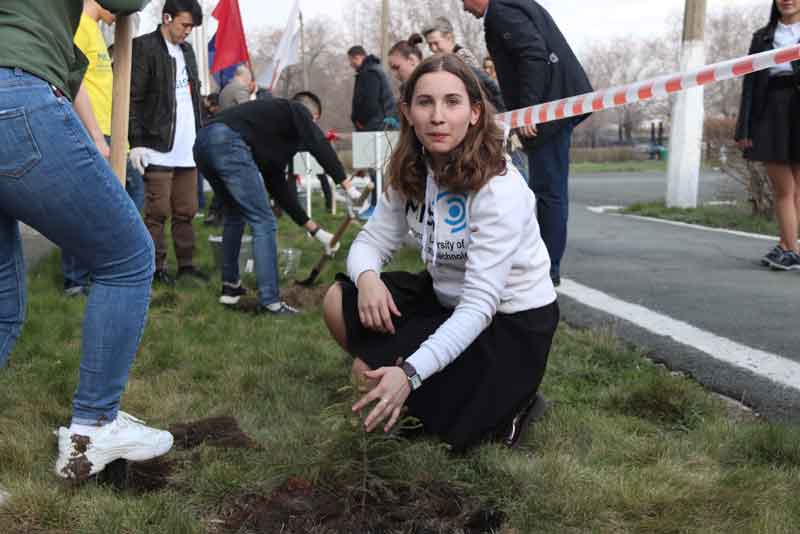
[437,192,467,233]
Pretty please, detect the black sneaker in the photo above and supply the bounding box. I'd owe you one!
[258,302,300,316]
[500,392,548,449]
[177,266,210,282]
[153,270,175,286]
[219,282,248,305]
[767,250,800,271]
[761,245,786,267]
[223,297,299,315]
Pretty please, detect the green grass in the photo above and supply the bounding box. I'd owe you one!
[570,159,668,174]
[623,200,780,236]
[1,198,799,533]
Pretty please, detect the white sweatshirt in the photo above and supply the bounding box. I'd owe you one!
[347,163,556,383]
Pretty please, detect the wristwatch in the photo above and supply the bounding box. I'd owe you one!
[401,361,422,391]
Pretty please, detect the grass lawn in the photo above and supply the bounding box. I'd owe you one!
[570,160,668,174]
[623,200,780,237]
[1,198,799,533]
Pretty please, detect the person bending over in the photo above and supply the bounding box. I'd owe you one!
[194,91,358,314]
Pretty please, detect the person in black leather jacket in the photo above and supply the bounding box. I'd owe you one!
[735,1,800,271]
[129,0,207,285]
[462,0,592,287]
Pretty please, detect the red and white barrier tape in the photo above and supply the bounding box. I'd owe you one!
[497,43,800,128]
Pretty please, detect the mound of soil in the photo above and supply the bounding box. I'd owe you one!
[219,477,506,534]
[96,457,175,494]
[170,416,260,450]
[281,284,329,310]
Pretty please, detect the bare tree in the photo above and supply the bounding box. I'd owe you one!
[703,5,764,119]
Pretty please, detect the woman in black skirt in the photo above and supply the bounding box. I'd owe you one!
[322,54,558,452]
[736,0,800,270]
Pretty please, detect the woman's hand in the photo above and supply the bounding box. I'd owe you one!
[736,138,753,151]
[352,366,411,433]
[356,271,401,334]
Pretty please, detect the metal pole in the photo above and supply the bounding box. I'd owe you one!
[666,0,707,208]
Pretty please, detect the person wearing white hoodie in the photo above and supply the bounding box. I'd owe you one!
[323,54,559,452]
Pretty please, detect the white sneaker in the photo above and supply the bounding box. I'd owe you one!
[0,486,9,507]
[55,411,173,481]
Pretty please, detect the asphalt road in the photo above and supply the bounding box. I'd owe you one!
[561,170,800,421]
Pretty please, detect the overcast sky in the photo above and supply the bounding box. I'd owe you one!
[239,0,769,53]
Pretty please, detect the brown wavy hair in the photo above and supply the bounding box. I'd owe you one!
[387,54,507,203]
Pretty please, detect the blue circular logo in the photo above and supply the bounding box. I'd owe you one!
[437,192,467,233]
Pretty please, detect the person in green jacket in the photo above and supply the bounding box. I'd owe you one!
[0,1,173,483]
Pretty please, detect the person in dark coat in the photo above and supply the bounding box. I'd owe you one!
[348,45,397,217]
[462,0,592,286]
[735,0,800,271]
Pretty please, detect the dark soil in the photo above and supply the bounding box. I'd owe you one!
[97,457,176,494]
[218,477,507,534]
[281,284,329,310]
[169,416,260,450]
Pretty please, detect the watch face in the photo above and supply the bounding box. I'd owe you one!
[410,374,423,390]
[402,362,422,390]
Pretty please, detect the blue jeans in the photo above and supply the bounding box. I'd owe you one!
[194,123,280,306]
[0,68,154,425]
[525,123,574,279]
[61,135,145,288]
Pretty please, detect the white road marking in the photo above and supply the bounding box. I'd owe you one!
[587,205,777,242]
[558,278,800,391]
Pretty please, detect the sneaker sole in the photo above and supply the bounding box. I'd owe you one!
[505,393,548,448]
[765,258,800,271]
[219,295,242,305]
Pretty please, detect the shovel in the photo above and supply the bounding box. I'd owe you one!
[295,183,374,287]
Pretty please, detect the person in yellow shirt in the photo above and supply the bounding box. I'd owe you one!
[62,0,146,296]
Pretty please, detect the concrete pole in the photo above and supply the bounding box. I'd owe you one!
[666,0,707,208]
[380,0,390,66]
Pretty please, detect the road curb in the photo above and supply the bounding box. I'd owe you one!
[557,291,800,424]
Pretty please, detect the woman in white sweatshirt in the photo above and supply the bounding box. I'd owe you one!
[323,54,558,451]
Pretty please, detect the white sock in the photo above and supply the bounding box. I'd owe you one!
[223,280,241,288]
[266,302,282,312]
[68,423,101,437]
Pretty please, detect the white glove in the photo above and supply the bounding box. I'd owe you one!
[129,147,153,174]
[314,228,341,256]
[346,184,362,201]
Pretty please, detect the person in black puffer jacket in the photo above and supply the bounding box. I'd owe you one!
[348,46,397,216]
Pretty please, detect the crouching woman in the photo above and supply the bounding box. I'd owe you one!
[323,54,558,452]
